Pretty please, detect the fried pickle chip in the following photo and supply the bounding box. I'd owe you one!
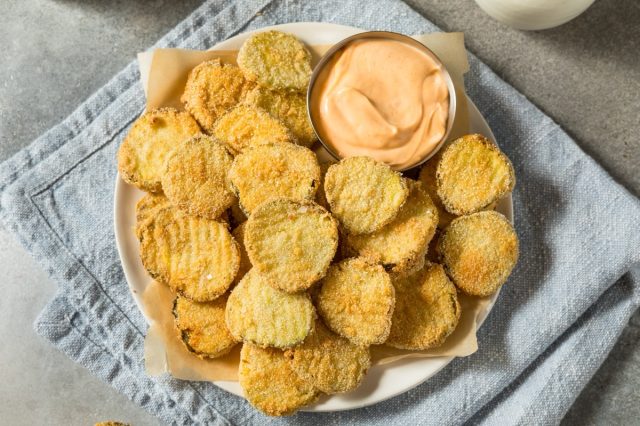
[285,320,370,394]
[225,269,315,348]
[138,207,239,301]
[387,263,461,350]
[134,193,170,239]
[418,154,458,228]
[436,134,515,215]
[344,180,438,276]
[231,222,251,284]
[245,87,316,147]
[438,211,519,296]
[181,59,254,133]
[212,105,292,155]
[316,258,395,345]
[162,134,235,219]
[173,294,238,358]
[228,143,320,214]
[237,30,312,92]
[239,343,319,416]
[245,199,338,293]
[135,197,233,237]
[324,157,409,235]
[117,108,201,192]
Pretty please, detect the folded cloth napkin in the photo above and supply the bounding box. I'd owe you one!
[1,0,638,424]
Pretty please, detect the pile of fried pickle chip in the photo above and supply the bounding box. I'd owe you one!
[117,30,519,416]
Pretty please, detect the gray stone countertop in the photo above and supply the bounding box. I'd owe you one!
[0,0,638,425]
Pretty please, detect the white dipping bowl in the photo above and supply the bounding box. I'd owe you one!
[475,0,596,30]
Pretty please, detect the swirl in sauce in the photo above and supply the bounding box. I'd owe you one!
[310,38,449,170]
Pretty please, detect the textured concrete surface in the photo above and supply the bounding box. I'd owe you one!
[0,0,638,425]
[0,228,157,426]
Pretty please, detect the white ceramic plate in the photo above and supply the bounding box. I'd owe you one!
[114,22,513,412]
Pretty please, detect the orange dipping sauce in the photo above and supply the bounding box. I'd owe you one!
[310,38,450,170]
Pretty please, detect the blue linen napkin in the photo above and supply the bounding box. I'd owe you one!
[1,0,638,424]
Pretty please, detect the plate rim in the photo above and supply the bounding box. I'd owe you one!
[113,21,512,412]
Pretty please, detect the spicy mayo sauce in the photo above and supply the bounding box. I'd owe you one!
[310,38,449,170]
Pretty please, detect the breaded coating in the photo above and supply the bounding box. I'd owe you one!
[212,105,292,155]
[387,263,461,350]
[324,157,409,235]
[316,258,395,345]
[315,162,332,210]
[135,193,169,224]
[245,87,316,147]
[134,193,170,239]
[344,180,438,276]
[438,211,519,296]
[162,135,235,219]
[225,269,315,348]
[173,294,238,358]
[285,320,370,394]
[117,108,201,192]
[237,30,312,92]
[398,251,427,279]
[228,143,320,214]
[436,134,515,215]
[239,343,319,416]
[138,207,240,301]
[245,199,339,293]
[231,222,251,284]
[418,154,458,228]
[181,59,254,133]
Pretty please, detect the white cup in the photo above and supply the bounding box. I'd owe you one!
[474,0,596,30]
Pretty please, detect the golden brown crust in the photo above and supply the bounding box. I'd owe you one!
[316,258,395,345]
[228,143,320,214]
[344,180,438,276]
[225,269,315,348]
[117,108,201,192]
[138,207,239,301]
[134,193,170,239]
[162,134,235,219]
[387,263,461,350]
[231,222,252,286]
[418,153,458,228]
[324,157,408,235]
[436,134,515,215]
[438,210,519,296]
[244,87,317,147]
[239,343,319,416]
[237,30,312,92]
[285,320,370,394]
[173,294,238,358]
[181,59,254,133]
[212,105,293,155]
[245,199,339,293]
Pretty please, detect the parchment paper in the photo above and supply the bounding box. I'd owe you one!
[139,32,492,382]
